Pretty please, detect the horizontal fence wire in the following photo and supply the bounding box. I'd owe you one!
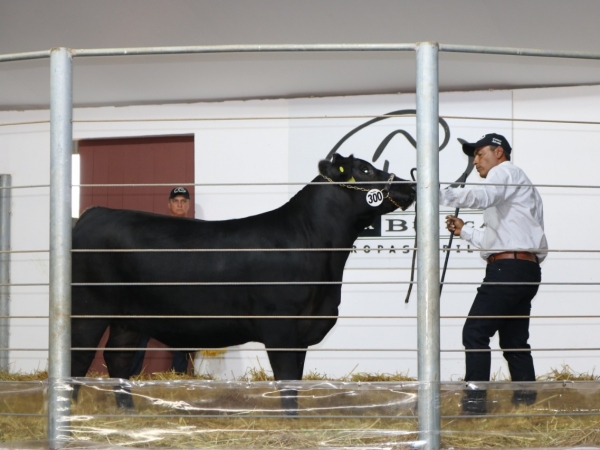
[0,184,49,190]
[69,247,599,253]
[78,180,415,186]
[68,114,600,126]
[0,120,49,128]
[69,281,596,286]
[62,314,600,319]
[2,180,600,189]
[2,411,597,421]
[73,181,600,189]
[0,412,598,420]
[60,313,600,319]
[3,277,599,288]
[61,347,600,353]
[5,281,599,288]
[5,247,600,254]
[4,347,600,353]
[0,249,49,254]
[4,315,600,320]
[3,112,600,128]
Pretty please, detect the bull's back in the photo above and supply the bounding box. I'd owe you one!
[73,206,329,281]
[74,206,177,249]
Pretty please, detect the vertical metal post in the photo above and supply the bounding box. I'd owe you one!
[415,41,441,450]
[48,47,73,447]
[0,174,11,371]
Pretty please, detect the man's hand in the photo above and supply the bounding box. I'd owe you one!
[445,215,464,236]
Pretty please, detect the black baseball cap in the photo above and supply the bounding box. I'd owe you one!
[169,187,190,199]
[460,133,512,157]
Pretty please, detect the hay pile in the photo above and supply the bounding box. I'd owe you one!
[1,366,599,448]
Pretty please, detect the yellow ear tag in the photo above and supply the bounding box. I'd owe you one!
[349,176,356,183]
[339,166,344,173]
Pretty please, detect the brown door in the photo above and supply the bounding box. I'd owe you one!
[79,135,194,216]
[78,135,194,375]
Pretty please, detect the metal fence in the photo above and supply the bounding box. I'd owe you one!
[1,42,600,450]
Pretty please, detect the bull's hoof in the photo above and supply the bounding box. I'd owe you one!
[284,408,299,417]
[114,387,136,411]
[71,384,82,403]
[280,389,299,416]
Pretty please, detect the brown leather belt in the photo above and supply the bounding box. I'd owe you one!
[487,251,538,264]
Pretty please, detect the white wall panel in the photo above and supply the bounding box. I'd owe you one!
[0,86,597,380]
[513,85,600,375]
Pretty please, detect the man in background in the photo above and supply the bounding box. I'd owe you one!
[168,186,191,218]
[130,187,193,375]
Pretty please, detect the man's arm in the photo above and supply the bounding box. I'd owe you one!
[440,167,509,210]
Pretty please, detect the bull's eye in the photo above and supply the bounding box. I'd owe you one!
[361,167,369,174]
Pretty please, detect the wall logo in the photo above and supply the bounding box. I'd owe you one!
[326,109,451,171]
[354,212,482,254]
[324,109,478,255]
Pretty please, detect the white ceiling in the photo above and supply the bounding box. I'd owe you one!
[2,0,600,110]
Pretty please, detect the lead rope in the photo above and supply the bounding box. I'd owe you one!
[439,149,475,295]
[404,168,418,303]
[439,207,458,295]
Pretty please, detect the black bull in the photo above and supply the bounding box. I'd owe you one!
[71,154,416,410]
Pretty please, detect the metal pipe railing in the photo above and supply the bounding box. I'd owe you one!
[3,43,600,63]
[48,47,73,446]
[0,49,51,63]
[71,43,417,58]
[0,174,10,371]
[439,43,600,60]
[415,42,441,450]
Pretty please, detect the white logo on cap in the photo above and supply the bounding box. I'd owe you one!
[491,138,502,145]
[173,187,187,193]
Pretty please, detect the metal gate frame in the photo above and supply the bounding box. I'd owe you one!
[2,41,600,450]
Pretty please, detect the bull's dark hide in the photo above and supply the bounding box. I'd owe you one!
[71,154,415,410]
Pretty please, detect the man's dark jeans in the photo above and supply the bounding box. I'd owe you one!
[462,259,541,411]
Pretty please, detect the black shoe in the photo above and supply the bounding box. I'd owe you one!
[461,390,487,415]
[512,389,536,407]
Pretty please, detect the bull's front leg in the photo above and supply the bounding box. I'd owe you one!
[267,348,307,414]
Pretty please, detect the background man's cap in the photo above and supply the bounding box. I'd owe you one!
[169,187,190,199]
[460,133,512,157]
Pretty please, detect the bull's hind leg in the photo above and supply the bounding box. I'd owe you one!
[71,317,110,402]
[103,323,142,410]
[71,318,110,377]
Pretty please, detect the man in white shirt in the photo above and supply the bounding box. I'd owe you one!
[440,133,548,414]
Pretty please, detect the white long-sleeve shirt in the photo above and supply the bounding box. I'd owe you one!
[439,161,548,262]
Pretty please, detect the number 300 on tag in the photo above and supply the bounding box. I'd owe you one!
[366,189,384,207]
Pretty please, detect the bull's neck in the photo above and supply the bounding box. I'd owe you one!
[287,178,375,247]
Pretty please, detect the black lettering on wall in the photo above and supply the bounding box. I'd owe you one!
[386,219,408,232]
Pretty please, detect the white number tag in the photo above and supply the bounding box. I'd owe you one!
[366,189,384,207]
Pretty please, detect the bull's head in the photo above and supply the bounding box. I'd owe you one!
[318,153,416,212]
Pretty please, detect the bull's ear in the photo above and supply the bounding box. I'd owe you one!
[324,153,355,181]
[318,159,342,181]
